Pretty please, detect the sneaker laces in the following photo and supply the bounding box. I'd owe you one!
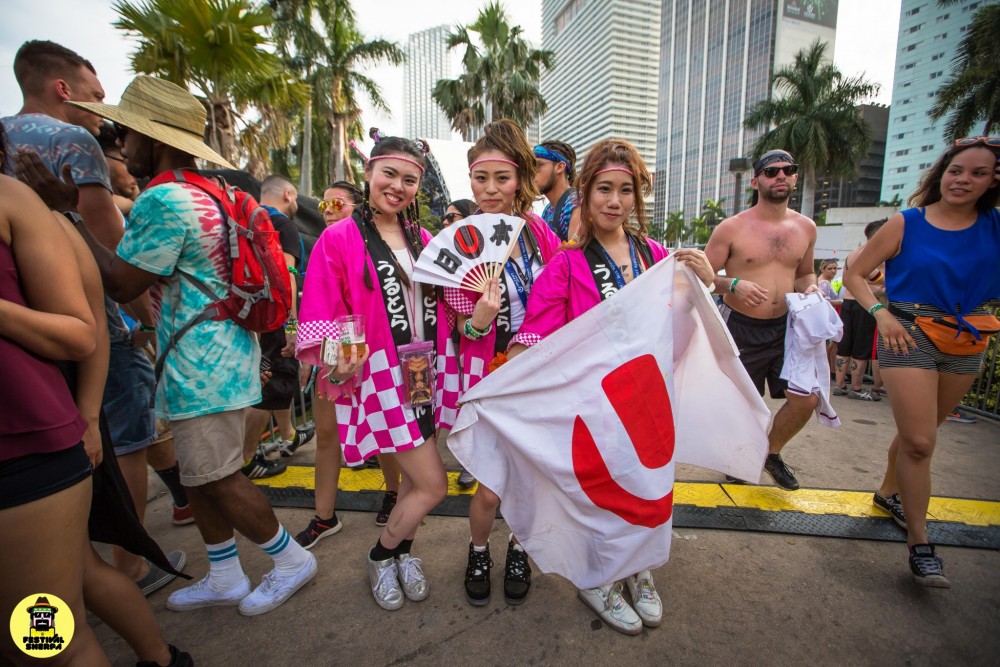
[634,577,656,602]
[607,584,629,613]
[506,548,530,581]
[467,550,492,579]
[398,556,424,582]
[769,455,796,478]
[373,562,400,594]
[911,551,944,576]
[256,569,280,593]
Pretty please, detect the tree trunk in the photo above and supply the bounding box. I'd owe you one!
[800,165,816,220]
[330,114,348,184]
[300,99,313,197]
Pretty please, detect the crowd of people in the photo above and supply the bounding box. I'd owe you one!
[1,38,998,664]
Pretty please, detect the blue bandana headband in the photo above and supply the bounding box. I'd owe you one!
[753,150,795,177]
[534,145,569,166]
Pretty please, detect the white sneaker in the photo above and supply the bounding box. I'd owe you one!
[396,554,429,601]
[368,555,404,610]
[625,570,663,627]
[166,574,250,611]
[578,584,642,636]
[238,554,318,616]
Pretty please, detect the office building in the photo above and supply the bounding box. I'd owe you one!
[653,0,839,220]
[405,25,457,141]
[808,104,890,213]
[539,0,662,167]
[881,0,996,201]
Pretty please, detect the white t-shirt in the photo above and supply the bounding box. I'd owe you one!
[393,247,425,336]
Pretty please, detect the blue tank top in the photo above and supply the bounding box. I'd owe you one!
[886,207,1000,321]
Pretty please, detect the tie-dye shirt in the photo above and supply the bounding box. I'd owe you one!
[117,181,261,420]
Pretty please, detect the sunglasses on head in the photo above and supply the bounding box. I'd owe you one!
[954,136,1000,148]
[759,164,799,178]
[443,212,463,223]
[318,198,347,213]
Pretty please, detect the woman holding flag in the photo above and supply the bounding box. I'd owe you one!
[508,138,715,635]
[443,119,561,608]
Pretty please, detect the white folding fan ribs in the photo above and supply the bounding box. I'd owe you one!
[413,213,527,292]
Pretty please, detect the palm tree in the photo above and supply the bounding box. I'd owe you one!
[433,2,555,139]
[701,198,727,229]
[743,39,878,219]
[929,1,1000,138]
[663,210,687,247]
[114,0,309,166]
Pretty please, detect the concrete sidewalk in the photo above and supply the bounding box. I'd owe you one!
[94,393,1000,666]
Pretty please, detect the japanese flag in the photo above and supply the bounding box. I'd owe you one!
[448,258,770,589]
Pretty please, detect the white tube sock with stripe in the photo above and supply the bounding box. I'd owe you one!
[206,538,246,592]
[258,526,312,575]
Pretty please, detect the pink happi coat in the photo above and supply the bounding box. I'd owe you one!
[443,214,562,392]
[512,238,670,348]
[296,218,460,465]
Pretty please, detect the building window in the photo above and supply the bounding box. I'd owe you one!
[902,62,916,70]
[905,44,917,52]
[905,5,921,16]
[895,149,910,156]
[919,162,932,169]
[937,13,949,21]
[934,32,947,40]
[930,71,944,79]
[908,24,923,33]
[555,0,583,35]
[922,145,934,151]
[964,2,980,12]
[891,184,905,191]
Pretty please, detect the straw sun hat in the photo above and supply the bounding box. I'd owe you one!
[67,75,235,169]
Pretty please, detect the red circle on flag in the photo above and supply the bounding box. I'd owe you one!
[454,225,485,259]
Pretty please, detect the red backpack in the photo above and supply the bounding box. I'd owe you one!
[146,170,292,380]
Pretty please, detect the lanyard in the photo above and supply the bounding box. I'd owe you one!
[598,236,641,289]
[503,235,533,308]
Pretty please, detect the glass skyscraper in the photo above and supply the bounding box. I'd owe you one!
[405,25,458,142]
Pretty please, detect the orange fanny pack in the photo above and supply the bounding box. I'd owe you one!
[889,304,1000,355]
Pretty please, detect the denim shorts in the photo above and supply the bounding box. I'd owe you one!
[102,342,157,455]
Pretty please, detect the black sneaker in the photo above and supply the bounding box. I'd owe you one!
[503,540,531,605]
[375,490,397,526]
[873,492,907,530]
[241,453,287,479]
[457,468,477,489]
[278,429,306,458]
[724,475,746,484]
[763,453,799,490]
[295,515,343,550]
[136,644,193,667]
[464,542,492,606]
[909,544,951,588]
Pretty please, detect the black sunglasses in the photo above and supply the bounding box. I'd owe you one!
[114,123,130,142]
[443,212,463,223]
[760,164,799,178]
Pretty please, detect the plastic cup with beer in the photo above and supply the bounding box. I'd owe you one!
[335,314,367,359]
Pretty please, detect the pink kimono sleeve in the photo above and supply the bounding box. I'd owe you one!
[511,250,572,348]
[296,228,349,367]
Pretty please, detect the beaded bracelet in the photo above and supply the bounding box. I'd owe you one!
[729,278,740,293]
[463,319,493,340]
[284,317,298,335]
[867,303,885,316]
[288,266,299,276]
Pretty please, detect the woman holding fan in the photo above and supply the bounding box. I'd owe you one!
[295,130,459,611]
[444,119,561,608]
[508,139,715,635]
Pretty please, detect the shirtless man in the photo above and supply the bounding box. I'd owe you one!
[704,149,819,490]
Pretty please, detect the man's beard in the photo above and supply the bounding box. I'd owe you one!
[539,172,555,196]
[761,186,791,203]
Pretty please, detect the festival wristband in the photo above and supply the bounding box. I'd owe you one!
[729,278,740,293]
[867,303,885,316]
[138,323,156,333]
[464,319,493,340]
[288,266,299,276]
[284,317,298,335]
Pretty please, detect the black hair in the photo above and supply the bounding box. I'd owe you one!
[96,122,119,154]
[327,180,362,204]
[448,199,476,218]
[14,40,96,96]
[864,218,888,240]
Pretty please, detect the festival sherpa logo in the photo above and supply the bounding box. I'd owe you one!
[9,594,74,658]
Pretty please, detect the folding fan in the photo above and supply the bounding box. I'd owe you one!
[414,213,527,292]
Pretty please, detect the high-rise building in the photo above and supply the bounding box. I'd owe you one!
[808,104,890,213]
[653,1,839,221]
[539,0,662,168]
[404,25,457,141]
[881,0,996,202]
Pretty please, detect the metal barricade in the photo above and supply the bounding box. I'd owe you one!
[961,302,1000,420]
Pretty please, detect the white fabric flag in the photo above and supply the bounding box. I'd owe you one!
[449,258,770,589]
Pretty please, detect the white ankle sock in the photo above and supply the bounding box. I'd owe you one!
[258,526,311,575]
[205,538,246,591]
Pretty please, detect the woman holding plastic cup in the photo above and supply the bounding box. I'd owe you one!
[296,129,459,610]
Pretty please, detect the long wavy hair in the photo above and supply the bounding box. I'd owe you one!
[574,138,652,248]
[909,142,1000,212]
[467,119,539,218]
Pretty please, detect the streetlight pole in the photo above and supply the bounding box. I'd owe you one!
[728,157,750,217]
